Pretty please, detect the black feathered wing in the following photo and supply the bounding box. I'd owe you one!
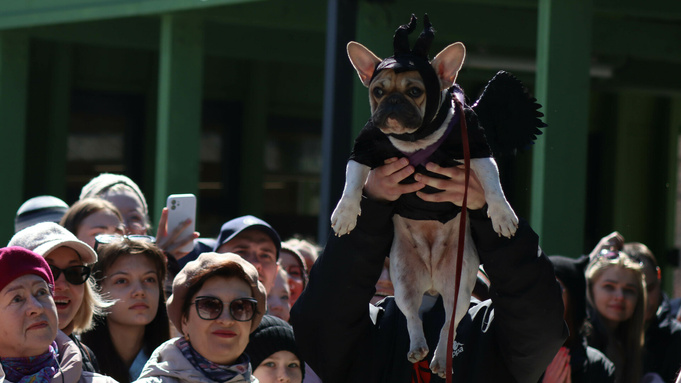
[471,70,546,157]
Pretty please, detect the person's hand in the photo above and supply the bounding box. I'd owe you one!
[413,162,486,210]
[155,207,199,261]
[588,231,624,261]
[364,157,424,202]
[542,347,572,383]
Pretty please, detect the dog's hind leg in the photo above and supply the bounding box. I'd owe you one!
[391,216,433,363]
[429,217,480,378]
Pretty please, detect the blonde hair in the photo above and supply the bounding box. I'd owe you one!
[70,278,113,334]
[585,252,646,383]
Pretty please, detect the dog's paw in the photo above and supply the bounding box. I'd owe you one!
[407,344,429,363]
[429,355,448,379]
[330,200,361,236]
[487,201,519,238]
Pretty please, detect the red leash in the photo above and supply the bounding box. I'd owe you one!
[445,97,470,383]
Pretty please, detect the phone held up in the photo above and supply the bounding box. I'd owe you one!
[166,193,197,253]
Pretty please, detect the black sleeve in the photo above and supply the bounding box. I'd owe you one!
[290,197,395,383]
[468,207,568,383]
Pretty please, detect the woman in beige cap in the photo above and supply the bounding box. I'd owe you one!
[136,252,266,383]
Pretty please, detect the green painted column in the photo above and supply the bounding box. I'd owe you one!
[0,31,29,238]
[612,93,656,239]
[154,14,203,223]
[44,43,72,197]
[238,61,268,217]
[532,0,592,255]
[663,96,681,293]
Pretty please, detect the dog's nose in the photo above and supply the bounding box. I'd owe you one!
[386,94,405,104]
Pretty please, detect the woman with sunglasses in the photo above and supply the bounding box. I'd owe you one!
[8,222,110,373]
[82,235,169,383]
[585,248,647,383]
[137,252,266,383]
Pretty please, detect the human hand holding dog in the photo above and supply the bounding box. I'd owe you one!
[414,162,486,210]
[364,157,425,202]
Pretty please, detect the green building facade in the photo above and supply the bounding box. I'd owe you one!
[1,0,681,290]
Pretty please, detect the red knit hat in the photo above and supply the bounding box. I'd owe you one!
[0,246,54,293]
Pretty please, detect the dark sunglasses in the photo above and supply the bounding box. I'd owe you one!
[193,296,258,322]
[94,234,156,251]
[49,265,91,285]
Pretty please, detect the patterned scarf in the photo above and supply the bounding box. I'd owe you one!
[177,338,251,382]
[1,342,59,383]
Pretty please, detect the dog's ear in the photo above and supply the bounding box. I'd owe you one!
[431,42,466,90]
[347,41,382,88]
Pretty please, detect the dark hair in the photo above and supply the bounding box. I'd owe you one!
[180,264,254,323]
[81,238,169,383]
[60,198,123,235]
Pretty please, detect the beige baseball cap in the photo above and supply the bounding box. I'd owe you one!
[8,222,97,264]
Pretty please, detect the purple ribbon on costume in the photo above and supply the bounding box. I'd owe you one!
[404,102,459,167]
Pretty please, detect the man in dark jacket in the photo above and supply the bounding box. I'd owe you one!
[290,159,567,382]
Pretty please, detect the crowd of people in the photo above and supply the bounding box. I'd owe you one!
[2,162,681,383]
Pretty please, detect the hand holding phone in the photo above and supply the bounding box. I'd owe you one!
[165,194,197,254]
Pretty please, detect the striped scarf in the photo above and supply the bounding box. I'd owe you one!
[1,342,59,383]
[177,338,251,382]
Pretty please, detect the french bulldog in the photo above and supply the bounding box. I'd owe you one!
[330,15,527,377]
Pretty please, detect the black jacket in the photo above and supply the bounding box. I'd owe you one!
[290,197,567,382]
[643,293,681,383]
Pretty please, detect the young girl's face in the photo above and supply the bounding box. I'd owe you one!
[101,254,160,328]
[592,266,639,329]
[253,350,303,383]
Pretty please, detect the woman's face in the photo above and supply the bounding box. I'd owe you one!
[267,270,291,322]
[592,266,639,328]
[253,350,303,383]
[100,254,160,329]
[76,209,124,249]
[46,246,85,334]
[182,276,253,365]
[103,190,147,235]
[0,275,58,358]
[278,251,304,306]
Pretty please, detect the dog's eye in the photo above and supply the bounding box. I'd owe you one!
[373,88,384,98]
[408,88,423,98]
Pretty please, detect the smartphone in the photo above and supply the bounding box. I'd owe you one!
[166,194,197,253]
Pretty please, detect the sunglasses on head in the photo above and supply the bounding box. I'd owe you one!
[597,249,643,265]
[49,265,91,285]
[94,234,156,251]
[193,296,258,322]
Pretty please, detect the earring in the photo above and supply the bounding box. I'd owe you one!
[184,333,190,342]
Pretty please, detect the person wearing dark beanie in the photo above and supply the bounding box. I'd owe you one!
[542,255,615,383]
[245,315,304,383]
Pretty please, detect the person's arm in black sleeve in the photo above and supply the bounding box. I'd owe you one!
[469,207,568,383]
[290,196,394,383]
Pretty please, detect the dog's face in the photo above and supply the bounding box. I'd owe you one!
[368,69,426,135]
[347,41,466,136]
